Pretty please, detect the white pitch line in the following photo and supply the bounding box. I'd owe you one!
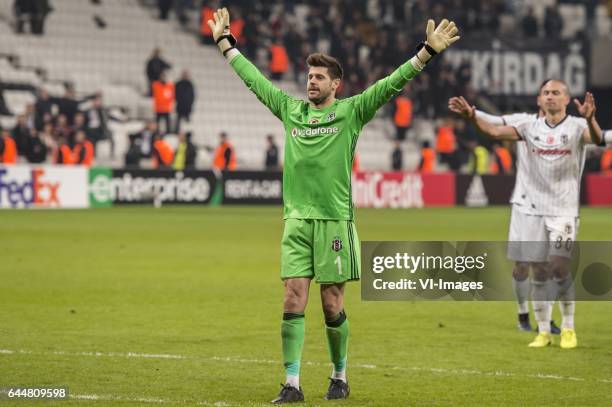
[71,393,238,406]
[2,348,610,385]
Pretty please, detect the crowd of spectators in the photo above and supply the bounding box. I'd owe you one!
[189,0,609,173]
[0,86,113,166]
[3,0,610,173]
[196,0,510,117]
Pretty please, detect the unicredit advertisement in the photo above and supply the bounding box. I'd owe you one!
[0,165,88,209]
[352,172,455,208]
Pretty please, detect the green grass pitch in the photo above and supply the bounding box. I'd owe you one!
[1,206,611,406]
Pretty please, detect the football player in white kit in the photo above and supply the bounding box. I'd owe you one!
[470,101,611,334]
[449,79,603,349]
[473,107,555,334]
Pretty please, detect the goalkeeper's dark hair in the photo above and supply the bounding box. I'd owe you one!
[307,53,343,80]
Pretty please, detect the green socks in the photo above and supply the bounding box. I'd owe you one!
[281,312,305,385]
[325,310,349,379]
[281,310,349,386]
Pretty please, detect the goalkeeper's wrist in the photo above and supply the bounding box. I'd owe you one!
[216,38,240,60]
[217,37,233,53]
[410,47,434,71]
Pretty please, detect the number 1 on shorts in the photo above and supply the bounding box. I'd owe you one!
[335,255,342,275]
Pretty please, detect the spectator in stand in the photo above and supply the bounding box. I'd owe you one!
[175,0,191,26]
[467,142,490,175]
[53,136,72,164]
[212,132,236,171]
[435,117,459,171]
[600,148,612,173]
[52,114,72,144]
[72,130,94,166]
[418,140,436,173]
[490,141,513,174]
[34,88,52,130]
[39,122,54,152]
[476,2,500,34]
[456,63,472,95]
[125,120,159,167]
[25,128,48,163]
[0,81,10,116]
[391,140,403,171]
[136,120,159,159]
[264,134,279,170]
[269,37,289,80]
[412,72,434,118]
[125,134,142,167]
[544,6,563,39]
[158,0,172,20]
[30,0,52,35]
[72,112,87,144]
[392,88,413,141]
[152,133,174,169]
[230,6,244,44]
[522,7,539,38]
[175,69,195,133]
[54,86,81,125]
[11,114,30,156]
[152,71,175,134]
[24,103,36,129]
[284,25,303,82]
[13,0,30,33]
[0,127,18,164]
[433,63,457,118]
[173,130,197,170]
[85,93,113,155]
[145,47,171,96]
[199,1,216,45]
[14,0,52,35]
[584,146,602,173]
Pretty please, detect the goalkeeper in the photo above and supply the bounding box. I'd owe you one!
[208,8,459,404]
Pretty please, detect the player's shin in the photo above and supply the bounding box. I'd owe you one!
[281,313,305,388]
[512,275,530,315]
[555,277,575,330]
[325,310,349,382]
[531,279,553,333]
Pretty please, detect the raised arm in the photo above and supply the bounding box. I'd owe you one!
[574,92,602,145]
[449,96,520,141]
[474,110,505,125]
[208,8,289,120]
[353,19,460,125]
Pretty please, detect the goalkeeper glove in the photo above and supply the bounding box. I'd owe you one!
[207,7,237,55]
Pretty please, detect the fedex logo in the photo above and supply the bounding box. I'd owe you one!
[0,168,60,207]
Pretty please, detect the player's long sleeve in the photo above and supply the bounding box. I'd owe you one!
[352,60,420,125]
[229,54,290,120]
[475,110,504,125]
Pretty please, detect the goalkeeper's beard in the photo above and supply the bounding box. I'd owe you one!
[307,88,332,105]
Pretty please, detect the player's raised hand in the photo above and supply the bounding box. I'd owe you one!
[207,7,230,43]
[574,92,596,120]
[426,19,460,53]
[448,96,475,119]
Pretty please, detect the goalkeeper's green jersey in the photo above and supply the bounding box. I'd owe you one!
[230,54,420,220]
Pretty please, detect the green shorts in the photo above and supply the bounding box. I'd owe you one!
[281,218,361,284]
